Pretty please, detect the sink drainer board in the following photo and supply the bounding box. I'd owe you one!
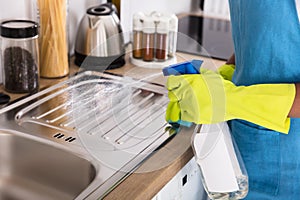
[14,71,172,198]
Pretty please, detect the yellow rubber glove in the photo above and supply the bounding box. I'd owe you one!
[166,70,295,134]
[217,64,235,81]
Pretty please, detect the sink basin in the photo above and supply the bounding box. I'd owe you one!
[0,130,96,200]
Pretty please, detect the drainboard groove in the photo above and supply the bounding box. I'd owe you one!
[114,100,168,144]
[73,89,143,133]
[94,92,156,137]
[33,102,70,120]
[46,109,73,124]
[102,97,167,142]
[58,85,134,129]
[42,87,111,125]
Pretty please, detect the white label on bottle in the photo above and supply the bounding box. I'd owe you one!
[193,123,240,192]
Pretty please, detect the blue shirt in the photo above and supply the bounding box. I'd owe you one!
[228,0,300,199]
[230,0,300,86]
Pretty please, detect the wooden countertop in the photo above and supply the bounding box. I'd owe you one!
[0,52,225,199]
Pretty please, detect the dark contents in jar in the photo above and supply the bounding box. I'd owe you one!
[4,46,39,93]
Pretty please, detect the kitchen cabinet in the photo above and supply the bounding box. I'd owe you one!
[152,157,207,200]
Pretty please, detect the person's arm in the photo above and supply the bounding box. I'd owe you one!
[289,83,300,117]
[226,54,235,65]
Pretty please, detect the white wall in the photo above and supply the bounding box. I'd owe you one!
[0,0,35,20]
[0,0,106,55]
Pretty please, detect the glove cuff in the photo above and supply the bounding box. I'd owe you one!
[229,83,296,134]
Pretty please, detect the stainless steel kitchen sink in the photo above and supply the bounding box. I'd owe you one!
[0,130,96,200]
[0,71,192,199]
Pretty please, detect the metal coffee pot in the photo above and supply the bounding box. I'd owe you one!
[75,3,125,70]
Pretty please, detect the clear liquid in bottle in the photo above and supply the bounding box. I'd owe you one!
[192,122,248,199]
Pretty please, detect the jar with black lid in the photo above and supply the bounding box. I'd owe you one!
[0,20,39,93]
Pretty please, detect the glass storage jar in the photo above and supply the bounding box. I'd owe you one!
[155,16,169,61]
[37,0,69,78]
[142,16,155,62]
[132,12,144,59]
[0,20,39,93]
